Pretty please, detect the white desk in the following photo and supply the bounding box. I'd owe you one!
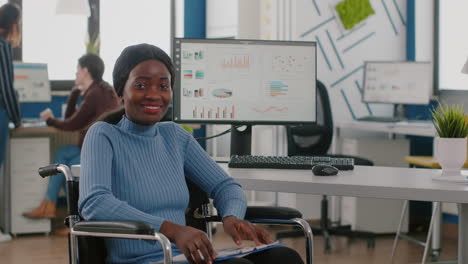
[222,165,468,263]
[72,164,468,263]
[331,120,436,228]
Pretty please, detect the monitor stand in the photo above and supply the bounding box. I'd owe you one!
[230,125,252,156]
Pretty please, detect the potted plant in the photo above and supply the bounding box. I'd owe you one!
[432,103,468,181]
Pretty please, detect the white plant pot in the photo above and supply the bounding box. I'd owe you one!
[433,137,468,182]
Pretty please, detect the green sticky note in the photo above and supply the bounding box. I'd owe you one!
[335,0,375,30]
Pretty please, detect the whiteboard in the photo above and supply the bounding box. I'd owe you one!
[13,62,51,102]
[363,61,433,105]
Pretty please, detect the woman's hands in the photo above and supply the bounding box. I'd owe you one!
[160,221,216,264]
[222,216,274,246]
[39,108,54,121]
[160,217,273,263]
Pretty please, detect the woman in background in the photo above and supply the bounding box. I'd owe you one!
[23,54,120,231]
[0,2,21,243]
[0,2,21,175]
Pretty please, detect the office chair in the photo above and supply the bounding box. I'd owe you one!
[279,80,375,253]
[37,164,314,264]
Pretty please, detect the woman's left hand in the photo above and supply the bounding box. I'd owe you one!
[222,216,274,246]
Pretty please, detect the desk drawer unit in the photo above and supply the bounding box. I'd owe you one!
[10,137,51,235]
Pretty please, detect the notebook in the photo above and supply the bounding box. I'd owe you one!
[153,241,282,263]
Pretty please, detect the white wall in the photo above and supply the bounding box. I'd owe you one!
[175,0,184,38]
[288,0,408,122]
[414,0,468,109]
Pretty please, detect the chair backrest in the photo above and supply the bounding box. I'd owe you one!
[185,178,211,232]
[287,80,333,156]
[68,181,107,264]
[286,81,374,166]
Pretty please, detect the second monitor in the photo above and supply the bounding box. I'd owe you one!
[172,38,317,125]
[363,61,433,105]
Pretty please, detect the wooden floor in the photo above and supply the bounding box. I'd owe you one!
[0,223,458,264]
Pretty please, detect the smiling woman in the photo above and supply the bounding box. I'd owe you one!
[122,60,172,125]
[77,43,304,264]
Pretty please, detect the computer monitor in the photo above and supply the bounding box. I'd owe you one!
[172,38,317,125]
[363,61,433,105]
[13,62,51,103]
[172,38,317,155]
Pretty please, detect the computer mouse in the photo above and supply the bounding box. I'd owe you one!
[312,164,339,176]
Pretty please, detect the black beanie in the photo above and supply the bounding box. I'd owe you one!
[112,43,175,97]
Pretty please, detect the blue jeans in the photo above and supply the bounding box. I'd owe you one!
[46,145,80,203]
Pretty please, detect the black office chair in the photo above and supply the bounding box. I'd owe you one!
[37,164,314,264]
[279,80,375,253]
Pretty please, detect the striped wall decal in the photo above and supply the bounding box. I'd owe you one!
[316,35,333,71]
[355,80,374,115]
[342,32,376,53]
[312,0,321,16]
[393,0,406,25]
[354,80,363,93]
[326,29,344,69]
[331,65,364,88]
[381,0,398,35]
[340,89,357,119]
[300,16,335,38]
[336,22,367,41]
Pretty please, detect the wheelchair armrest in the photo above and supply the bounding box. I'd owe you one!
[73,221,154,235]
[202,206,302,223]
[245,206,302,221]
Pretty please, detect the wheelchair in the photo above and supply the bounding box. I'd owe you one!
[38,164,314,264]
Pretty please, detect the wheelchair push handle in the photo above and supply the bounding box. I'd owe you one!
[38,164,61,178]
[38,164,73,181]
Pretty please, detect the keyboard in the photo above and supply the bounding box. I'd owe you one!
[357,116,404,123]
[228,155,354,170]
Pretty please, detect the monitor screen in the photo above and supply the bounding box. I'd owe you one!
[362,61,433,105]
[13,62,51,103]
[172,38,317,125]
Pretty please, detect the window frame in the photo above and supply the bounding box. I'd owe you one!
[9,0,98,91]
[10,0,175,91]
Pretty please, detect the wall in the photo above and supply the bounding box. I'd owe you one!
[282,0,407,123]
[414,0,468,109]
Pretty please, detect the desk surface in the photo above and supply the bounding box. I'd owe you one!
[220,164,468,204]
[71,164,468,204]
[11,126,58,134]
[335,120,435,137]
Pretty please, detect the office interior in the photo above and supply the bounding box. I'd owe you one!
[1,0,468,263]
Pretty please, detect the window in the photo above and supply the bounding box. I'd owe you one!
[437,0,468,91]
[100,0,172,83]
[22,0,88,81]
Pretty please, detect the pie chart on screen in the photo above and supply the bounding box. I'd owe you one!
[212,88,232,98]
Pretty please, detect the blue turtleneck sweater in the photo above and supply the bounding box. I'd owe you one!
[78,116,247,264]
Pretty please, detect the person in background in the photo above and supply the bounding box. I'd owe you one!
[0,3,21,242]
[23,54,120,229]
[0,2,21,179]
[78,43,304,264]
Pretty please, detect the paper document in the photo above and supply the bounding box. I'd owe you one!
[154,241,282,263]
